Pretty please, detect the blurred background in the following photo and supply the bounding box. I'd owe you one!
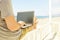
[51,0,60,23]
[11,0,49,29]
[11,0,49,18]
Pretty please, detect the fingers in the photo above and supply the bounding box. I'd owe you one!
[18,21,26,28]
[33,17,38,24]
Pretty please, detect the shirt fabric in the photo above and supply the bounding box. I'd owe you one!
[0,0,22,40]
[0,19,22,40]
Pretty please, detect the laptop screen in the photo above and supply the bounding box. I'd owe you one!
[17,11,34,24]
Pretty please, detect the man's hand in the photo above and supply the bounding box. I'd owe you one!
[18,17,38,30]
[28,17,38,31]
[18,21,26,28]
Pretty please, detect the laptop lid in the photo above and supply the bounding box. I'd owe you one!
[17,11,34,24]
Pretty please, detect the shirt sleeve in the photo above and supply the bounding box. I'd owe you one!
[0,0,14,18]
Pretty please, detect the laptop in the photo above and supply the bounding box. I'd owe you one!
[17,11,34,28]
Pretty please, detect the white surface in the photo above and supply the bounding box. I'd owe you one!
[21,18,60,40]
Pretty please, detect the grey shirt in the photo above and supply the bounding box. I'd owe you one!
[0,19,22,40]
[0,0,21,40]
[0,0,14,18]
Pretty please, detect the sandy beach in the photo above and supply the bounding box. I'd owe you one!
[52,17,60,22]
[21,17,60,40]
